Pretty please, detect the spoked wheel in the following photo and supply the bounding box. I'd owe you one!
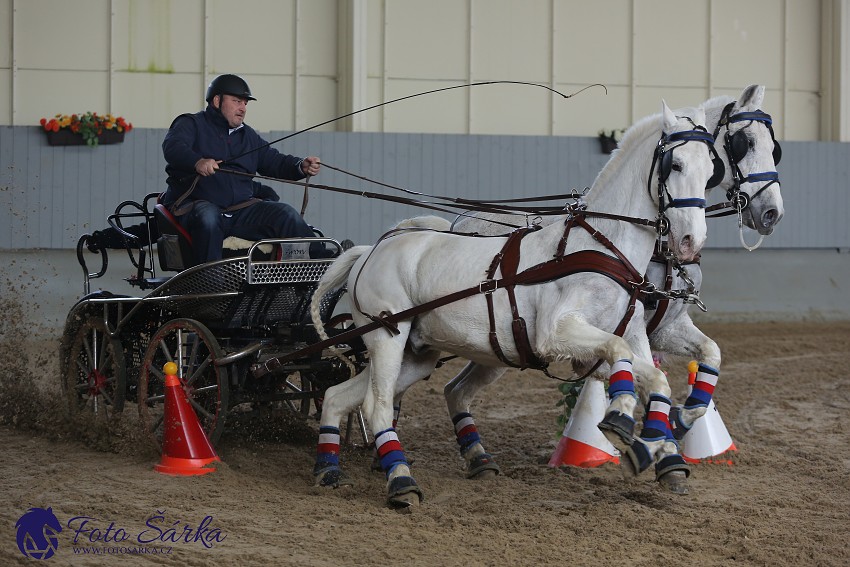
[138,318,230,448]
[64,315,126,418]
[278,371,313,417]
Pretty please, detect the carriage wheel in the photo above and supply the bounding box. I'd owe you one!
[138,318,230,448]
[64,315,127,418]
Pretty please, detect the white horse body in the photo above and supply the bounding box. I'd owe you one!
[310,102,716,506]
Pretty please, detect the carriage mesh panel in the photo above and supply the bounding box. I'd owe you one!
[147,258,335,327]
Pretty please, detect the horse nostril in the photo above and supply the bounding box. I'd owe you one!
[680,235,693,253]
[761,208,778,228]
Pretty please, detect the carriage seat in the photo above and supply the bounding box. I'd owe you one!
[153,200,274,272]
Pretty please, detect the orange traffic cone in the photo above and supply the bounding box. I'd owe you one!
[680,362,736,465]
[154,362,221,476]
[549,378,620,468]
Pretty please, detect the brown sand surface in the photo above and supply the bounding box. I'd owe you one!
[1,314,848,566]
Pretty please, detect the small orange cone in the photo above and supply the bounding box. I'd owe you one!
[680,362,736,465]
[549,378,620,468]
[154,362,220,476]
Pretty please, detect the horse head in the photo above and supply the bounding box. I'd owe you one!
[653,101,713,262]
[712,84,785,235]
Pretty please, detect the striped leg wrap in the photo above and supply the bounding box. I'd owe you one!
[684,363,719,409]
[375,428,408,477]
[452,412,482,456]
[608,359,637,399]
[640,394,673,443]
[315,426,341,470]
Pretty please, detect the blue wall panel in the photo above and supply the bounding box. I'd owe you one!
[0,126,847,250]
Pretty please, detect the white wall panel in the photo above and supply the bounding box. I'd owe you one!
[472,0,551,83]
[0,0,10,68]
[16,0,109,71]
[209,0,296,75]
[300,0,339,77]
[635,0,710,88]
[18,70,110,125]
[554,0,632,86]
[382,79,469,134]
[114,0,203,74]
[111,72,205,127]
[787,0,821,90]
[385,0,468,80]
[712,0,783,89]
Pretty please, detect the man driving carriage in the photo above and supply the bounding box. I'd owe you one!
[161,73,329,266]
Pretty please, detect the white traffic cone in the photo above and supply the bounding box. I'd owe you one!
[681,398,736,464]
[549,378,620,468]
[679,362,736,464]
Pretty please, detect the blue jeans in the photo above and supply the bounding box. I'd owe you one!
[180,200,316,266]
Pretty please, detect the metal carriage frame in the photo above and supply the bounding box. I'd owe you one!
[60,193,367,447]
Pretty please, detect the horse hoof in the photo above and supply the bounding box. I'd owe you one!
[466,453,501,479]
[387,476,424,509]
[597,411,636,451]
[314,466,353,488]
[655,454,690,494]
[658,470,689,495]
[623,439,653,477]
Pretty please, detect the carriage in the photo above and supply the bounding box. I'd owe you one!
[59,192,368,447]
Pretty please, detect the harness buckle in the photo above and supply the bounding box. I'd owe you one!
[479,279,498,294]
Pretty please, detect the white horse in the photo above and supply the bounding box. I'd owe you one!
[448,85,784,441]
[309,102,716,507]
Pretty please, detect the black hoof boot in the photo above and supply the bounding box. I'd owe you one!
[387,476,424,508]
[655,454,691,495]
[466,453,501,479]
[597,411,636,451]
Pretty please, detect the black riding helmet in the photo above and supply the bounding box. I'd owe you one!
[205,74,257,103]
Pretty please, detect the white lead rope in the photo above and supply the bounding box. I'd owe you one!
[737,208,765,251]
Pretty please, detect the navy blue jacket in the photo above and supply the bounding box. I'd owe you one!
[162,105,305,209]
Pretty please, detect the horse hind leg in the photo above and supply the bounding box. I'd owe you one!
[444,362,506,479]
[362,336,427,508]
[313,367,371,488]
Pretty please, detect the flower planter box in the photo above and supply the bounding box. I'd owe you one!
[46,129,125,147]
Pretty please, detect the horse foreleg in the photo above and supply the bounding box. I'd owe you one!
[444,362,506,479]
[650,314,722,439]
[544,317,640,451]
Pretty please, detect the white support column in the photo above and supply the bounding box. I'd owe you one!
[821,0,850,141]
[10,0,17,125]
[108,0,115,113]
[840,0,850,140]
[338,0,367,132]
[293,0,302,130]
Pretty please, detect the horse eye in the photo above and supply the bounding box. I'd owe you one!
[671,162,682,173]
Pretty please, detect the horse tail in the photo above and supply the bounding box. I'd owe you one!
[310,245,371,375]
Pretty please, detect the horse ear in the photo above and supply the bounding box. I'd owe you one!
[661,99,676,130]
[693,107,706,128]
[736,84,765,111]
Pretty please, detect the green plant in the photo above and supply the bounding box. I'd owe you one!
[555,378,585,433]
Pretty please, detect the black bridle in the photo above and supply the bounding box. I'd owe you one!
[711,102,782,214]
[647,126,720,237]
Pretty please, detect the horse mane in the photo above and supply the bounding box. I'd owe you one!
[699,94,736,114]
[590,112,659,190]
